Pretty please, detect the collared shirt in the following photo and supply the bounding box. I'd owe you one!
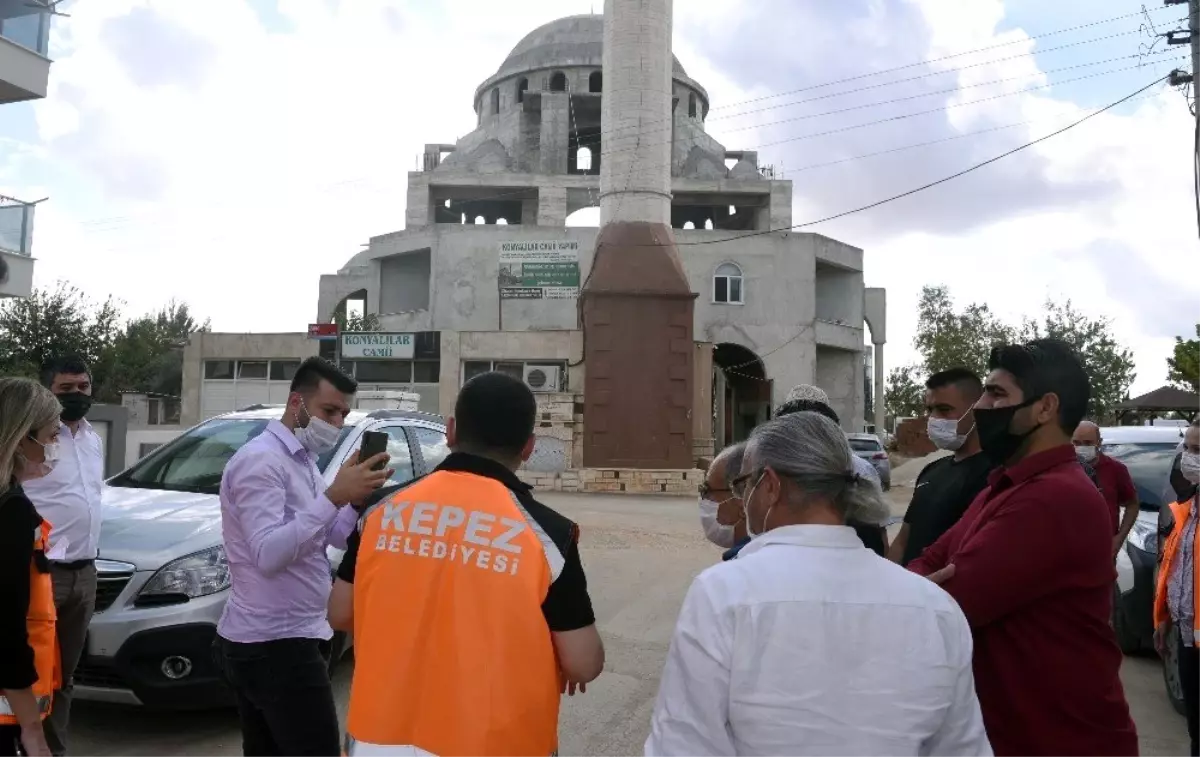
[216,420,358,644]
[1093,454,1136,533]
[909,445,1137,756]
[22,419,105,562]
[646,525,991,757]
[901,452,995,566]
[1167,494,1197,647]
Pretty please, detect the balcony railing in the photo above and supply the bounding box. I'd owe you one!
[0,2,50,56]
[0,197,35,257]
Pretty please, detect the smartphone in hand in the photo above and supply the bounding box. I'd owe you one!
[359,431,389,471]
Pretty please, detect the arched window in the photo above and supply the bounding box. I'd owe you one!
[704,218,714,230]
[496,218,508,226]
[516,77,529,104]
[474,215,486,225]
[713,262,744,304]
[688,93,697,118]
[589,71,602,92]
[549,71,567,92]
[491,88,500,115]
[683,221,695,230]
[576,146,592,172]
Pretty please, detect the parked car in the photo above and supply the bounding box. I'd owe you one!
[847,433,891,491]
[75,406,449,710]
[1107,426,1186,658]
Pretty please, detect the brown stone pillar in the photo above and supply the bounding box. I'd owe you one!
[581,221,696,469]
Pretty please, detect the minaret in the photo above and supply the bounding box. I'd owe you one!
[581,0,696,470]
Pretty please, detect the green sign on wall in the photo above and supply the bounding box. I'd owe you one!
[498,240,581,299]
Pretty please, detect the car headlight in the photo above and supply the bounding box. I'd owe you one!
[1126,520,1158,554]
[138,545,231,599]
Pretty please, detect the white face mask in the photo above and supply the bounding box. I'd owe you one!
[927,416,972,452]
[699,497,737,548]
[1181,452,1200,485]
[294,401,341,456]
[21,437,59,477]
[742,471,771,539]
[1075,445,1098,464]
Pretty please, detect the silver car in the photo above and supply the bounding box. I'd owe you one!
[847,433,891,491]
[75,406,449,709]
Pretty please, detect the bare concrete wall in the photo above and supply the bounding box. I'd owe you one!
[815,346,859,431]
[181,333,319,427]
[379,250,431,314]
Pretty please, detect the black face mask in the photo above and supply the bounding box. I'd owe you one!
[974,397,1042,464]
[57,392,93,423]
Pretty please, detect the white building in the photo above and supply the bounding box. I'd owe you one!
[182,15,888,458]
[0,0,52,299]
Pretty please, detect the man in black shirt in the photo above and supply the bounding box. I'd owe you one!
[889,367,996,566]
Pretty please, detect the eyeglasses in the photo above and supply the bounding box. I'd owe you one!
[698,482,734,499]
[729,470,760,499]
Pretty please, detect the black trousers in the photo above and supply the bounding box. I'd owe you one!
[1181,637,1199,757]
[0,725,22,756]
[214,636,339,757]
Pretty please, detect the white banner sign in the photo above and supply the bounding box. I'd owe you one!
[341,332,414,360]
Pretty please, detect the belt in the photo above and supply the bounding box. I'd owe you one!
[53,558,95,570]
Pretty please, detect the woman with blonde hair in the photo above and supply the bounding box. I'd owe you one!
[0,377,66,757]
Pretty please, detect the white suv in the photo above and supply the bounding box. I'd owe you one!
[74,406,449,709]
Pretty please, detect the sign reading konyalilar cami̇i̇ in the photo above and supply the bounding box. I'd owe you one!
[340,332,415,360]
[498,240,580,299]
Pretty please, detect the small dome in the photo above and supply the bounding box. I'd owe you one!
[493,14,687,81]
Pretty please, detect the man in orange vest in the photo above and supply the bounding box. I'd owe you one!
[329,371,604,756]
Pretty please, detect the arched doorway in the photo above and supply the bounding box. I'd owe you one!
[712,343,772,447]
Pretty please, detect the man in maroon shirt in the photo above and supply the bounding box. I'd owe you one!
[909,338,1137,756]
[1072,420,1140,556]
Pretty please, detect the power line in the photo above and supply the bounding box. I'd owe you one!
[710,7,1176,113]
[692,74,1170,375]
[777,90,1163,177]
[663,74,1169,247]
[588,23,1184,148]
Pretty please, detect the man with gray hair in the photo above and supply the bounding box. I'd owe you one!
[647,412,990,756]
[697,443,747,552]
[774,383,890,557]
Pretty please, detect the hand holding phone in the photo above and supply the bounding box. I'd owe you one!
[359,431,389,471]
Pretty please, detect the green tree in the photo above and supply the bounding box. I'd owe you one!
[1167,324,1200,392]
[1019,299,1137,423]
[913,285,1015,376]
[0,281,122,383]
[336,311,381,332]
[101,301,211,400]
[885,365,926,420]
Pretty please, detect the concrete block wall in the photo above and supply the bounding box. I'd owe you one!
[518,467,706,495]
[521,392,584,473]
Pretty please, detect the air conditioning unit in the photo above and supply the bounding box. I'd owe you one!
[523,364,562,393]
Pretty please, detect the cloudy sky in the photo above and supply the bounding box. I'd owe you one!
[0,0,1194,394]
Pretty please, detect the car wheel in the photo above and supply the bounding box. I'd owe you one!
[1111,586,1143,655]
[1162,623,1187,717]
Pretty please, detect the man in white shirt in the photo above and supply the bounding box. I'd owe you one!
[646,411,991,757]
[21,357,105,756]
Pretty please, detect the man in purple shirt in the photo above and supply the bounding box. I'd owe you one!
[213,357,390,757]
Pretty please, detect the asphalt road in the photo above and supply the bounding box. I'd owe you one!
[69,490,1189,756]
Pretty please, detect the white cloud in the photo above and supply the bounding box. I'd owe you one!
[8,0,1197,397]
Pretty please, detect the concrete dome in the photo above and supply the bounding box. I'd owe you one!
[493,14,687,81]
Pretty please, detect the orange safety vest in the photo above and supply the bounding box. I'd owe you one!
[345,470,564,757]
[1154,497,1200,645]
[0,520,60,725]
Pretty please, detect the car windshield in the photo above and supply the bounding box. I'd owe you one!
[110,417,356,495]
[848,438,882,452]
[1100,442,1180,510]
